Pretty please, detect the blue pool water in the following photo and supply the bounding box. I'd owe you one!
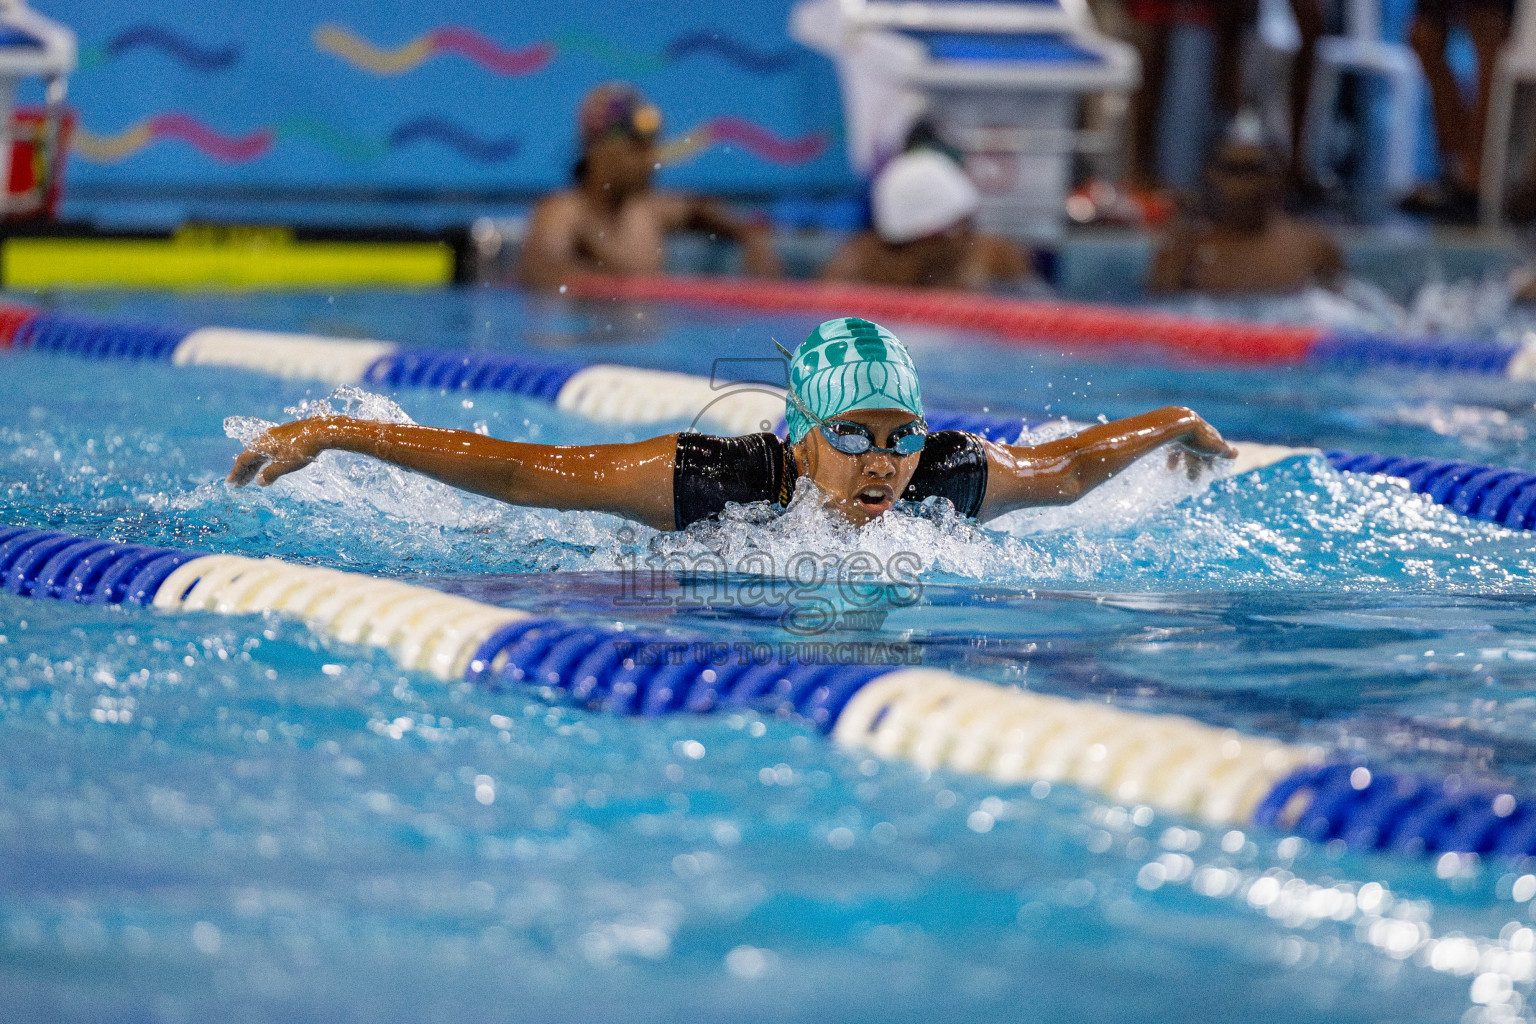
[7,286,1536,1021]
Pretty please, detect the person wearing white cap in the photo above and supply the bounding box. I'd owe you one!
[820,148,1031,291]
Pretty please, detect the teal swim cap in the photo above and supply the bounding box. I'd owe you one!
[783,317,924,443]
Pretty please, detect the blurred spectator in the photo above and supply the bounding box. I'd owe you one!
[1124,1,1248,189]
[1404,0,1513,221]
[517,83,781,290]
[1120,0,1324,191]
[1149,113,1344,292]
[819,149,1033,291]
[1271,0,1326,185]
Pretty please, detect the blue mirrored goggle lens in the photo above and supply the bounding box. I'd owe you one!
[819,426,870,454]
[819,422,927,456]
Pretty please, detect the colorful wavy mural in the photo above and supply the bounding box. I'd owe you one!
[72,114,520,165]
[62,6,844,194]
[664,31,800,73]
[657,118,826,165]
[72,114,824,166]
[77,23,804,79]
[314,23,800,77]
[80,26,241,72]
[311,24,552,77]
[75,113,269,163]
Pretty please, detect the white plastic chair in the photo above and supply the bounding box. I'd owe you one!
[1302,0,1422,198]
[1480,0,1536,228]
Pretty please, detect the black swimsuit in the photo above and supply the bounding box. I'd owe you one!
[672,430,989,530]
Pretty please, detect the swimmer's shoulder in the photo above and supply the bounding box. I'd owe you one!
[637,190,709,228]
[1271,213,1336,248]
[903,430,989,519]
[673,431,795,529]
[525,190,587,234]
[530,189,581,214]
[1148,219,1207,292]
[1271,215,1344,279]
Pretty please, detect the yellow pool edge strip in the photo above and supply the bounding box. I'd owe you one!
[2,237,455,290]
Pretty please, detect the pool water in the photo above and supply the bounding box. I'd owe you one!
[6,286,1536,1022]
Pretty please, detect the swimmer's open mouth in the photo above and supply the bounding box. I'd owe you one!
[854,485,894,515]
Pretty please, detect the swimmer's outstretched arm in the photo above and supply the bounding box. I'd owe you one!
[228,417,679,531]
[976,406,1237,521]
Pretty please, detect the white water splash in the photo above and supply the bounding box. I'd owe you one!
[1154,275,1536,342]
[211,388,495,528]
[1381,403,1530,447]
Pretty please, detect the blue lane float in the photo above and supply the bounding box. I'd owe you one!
[12,309,191,360]
[463,616,886,725]
[3,523,1534,861]
[1326,452,1536,531]
[361,346,582,400]
[1308,332,1527,376]
[1252,763,1535,857]
[0,527,205,604]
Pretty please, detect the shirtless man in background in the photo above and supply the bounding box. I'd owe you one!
[1150,116,1343,294]
[517,83,782,290]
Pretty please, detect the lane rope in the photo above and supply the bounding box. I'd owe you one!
[2,522,1531,859]
[561,274,1536,376]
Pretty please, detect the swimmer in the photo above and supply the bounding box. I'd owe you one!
[819,150,1032,292]
[229,318,1236,532]
[1149,115,1343,294]
[516,83,781,290]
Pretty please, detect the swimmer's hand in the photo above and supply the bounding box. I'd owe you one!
[1166,413,1239,480]
[228,417,348,487]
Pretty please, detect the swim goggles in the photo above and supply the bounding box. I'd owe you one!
[584,99,661,145]
[819,417,928,456]
[782,379,928,456]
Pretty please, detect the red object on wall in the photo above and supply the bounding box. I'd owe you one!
[0,302,37,347]
[565,274,1322,365]
[6,106,73,220]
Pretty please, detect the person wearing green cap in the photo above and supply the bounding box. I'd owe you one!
[229,317,1235,530]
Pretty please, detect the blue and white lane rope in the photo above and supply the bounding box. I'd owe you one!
[6,522,1536,858]
[12,308,1536,527]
